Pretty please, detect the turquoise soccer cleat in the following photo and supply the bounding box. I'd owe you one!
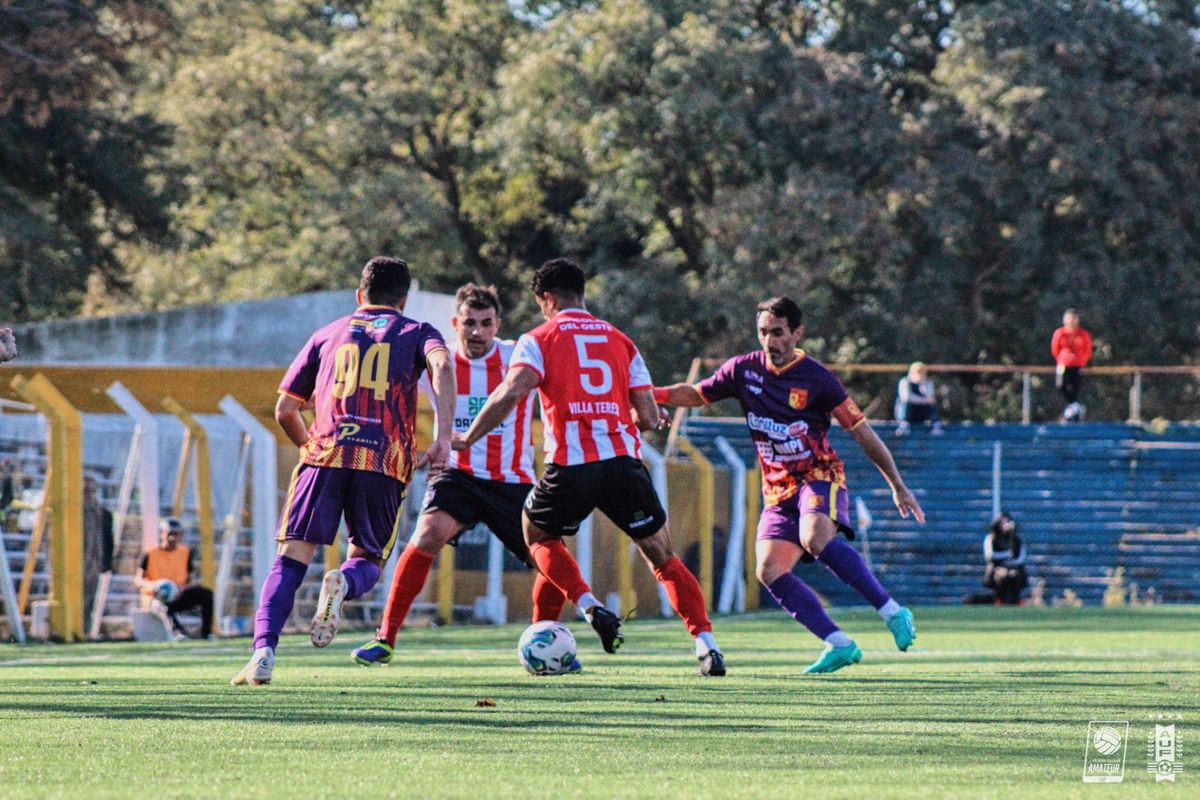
[352,638,394,666]
[803,643,862,674]
[887,607,917,651]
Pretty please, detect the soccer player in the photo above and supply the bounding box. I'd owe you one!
[653,296,923,674]
[351,284,570,667]
[456,259,725,676]
[232,257,454,686]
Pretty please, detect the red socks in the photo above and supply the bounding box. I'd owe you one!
[377,546,435,646]
[529,539,592,604]
[654,556,713,637]
[531,572,567,622]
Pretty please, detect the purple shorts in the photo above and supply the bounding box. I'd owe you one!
[277,464,405,559]
[757,480,854,545]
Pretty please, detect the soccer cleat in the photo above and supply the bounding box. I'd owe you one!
[698,649,726,677]
[311,569,347,648]
[564,657,583,674]
[803,643,862,674]
[587,605,624,654]
[231,646,275,686]
[887,607,917,651]
[352,638,394,666]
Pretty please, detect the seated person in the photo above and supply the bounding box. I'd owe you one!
[894,361,943,434]
[135,517,214,639]
[983,512,1028,605]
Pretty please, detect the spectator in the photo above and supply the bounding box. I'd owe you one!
[983,512,1028,605]
[135,517,213,639]
[0,327,15,363]
[894,361,943,435]
[1051,309,1092,422]
[82,476,114,623]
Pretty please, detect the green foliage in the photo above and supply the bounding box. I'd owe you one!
[5,1,1200,418]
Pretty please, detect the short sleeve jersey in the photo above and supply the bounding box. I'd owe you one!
[698,350,866,506]
[441,339,535,484]
[510,309,651,466]
[280,305,447,484]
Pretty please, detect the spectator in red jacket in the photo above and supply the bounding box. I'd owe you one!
[1051,309,1092,422]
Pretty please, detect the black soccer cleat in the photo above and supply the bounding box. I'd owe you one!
[588,605,624,654]
[698,649,726,677]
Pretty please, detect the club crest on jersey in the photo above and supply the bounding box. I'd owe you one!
[788,388,809,409]
[807,494,826,509]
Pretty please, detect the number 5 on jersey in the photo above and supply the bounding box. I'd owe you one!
[575,335,612,395]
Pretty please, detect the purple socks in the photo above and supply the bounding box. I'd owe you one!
[767,572,839,640]
[253,555,307,651]
[340,557,381,600]
[817,538,891,609]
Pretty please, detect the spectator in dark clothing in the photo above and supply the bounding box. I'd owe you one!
[983,512,1028,604]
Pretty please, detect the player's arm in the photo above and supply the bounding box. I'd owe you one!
[630,388,668,432]
[456,366,540,450]
[651,384,709,407]
[418,347,454,470]
[274,393,309,449]
[848,422,925,523]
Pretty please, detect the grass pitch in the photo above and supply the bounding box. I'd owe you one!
[1,606,1196,799]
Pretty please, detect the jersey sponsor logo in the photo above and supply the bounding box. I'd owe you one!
[567,400,621,416]
[336,421,361,439]
[334,419,383,447]
[747,385,763,395]
[747,412,792,440]
[788,388,809,409]
[371,317,389,328]
[745,371,763,383]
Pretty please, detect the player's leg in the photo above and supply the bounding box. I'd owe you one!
[234,464,342,685]
[757,537,861,673]
[630,526,725,676]
[798,485,916,651]
[353,508,466,665]
[172,585,214,639]
[478,479,567,623]
[314,471,404,649]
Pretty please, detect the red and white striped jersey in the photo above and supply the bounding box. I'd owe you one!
[432,340,535,484]
[510,309,652,466]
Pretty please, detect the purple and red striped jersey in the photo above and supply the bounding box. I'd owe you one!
[280,305,447,484]
[440,339,535,484]
[697,350,866,506]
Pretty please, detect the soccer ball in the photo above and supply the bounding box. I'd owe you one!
[154,579,180,604]
[517,621,577,676]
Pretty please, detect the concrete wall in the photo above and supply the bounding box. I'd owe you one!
[12,288,457,367]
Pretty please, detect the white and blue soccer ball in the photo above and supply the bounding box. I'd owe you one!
[517,621,576,676]
[154,579,180,604]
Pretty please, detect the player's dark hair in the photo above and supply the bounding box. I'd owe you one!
[360,257,411,307]
[531,258,586,301]
[455,283,501,316]
[756,296,803,331]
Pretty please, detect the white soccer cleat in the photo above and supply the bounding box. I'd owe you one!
[231,646,275,686]
[310,569,347,648]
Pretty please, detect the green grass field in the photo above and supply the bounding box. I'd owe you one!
[1,606,1196,799]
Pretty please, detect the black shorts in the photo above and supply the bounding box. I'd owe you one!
[524,456,667,540]
[422,469,534,566]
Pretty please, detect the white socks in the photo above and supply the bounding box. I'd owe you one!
[694,631,719,657]
[824,630,854,649]
[577,592,600,614]
[877,599,901,621]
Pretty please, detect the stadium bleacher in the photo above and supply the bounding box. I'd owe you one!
[682,419,1200,607]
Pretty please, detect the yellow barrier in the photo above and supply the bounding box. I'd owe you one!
[437,547,455,624]
[161,397,218,604]
[11,374,84,641]
[674,437,714,608]
[744,469,761,610]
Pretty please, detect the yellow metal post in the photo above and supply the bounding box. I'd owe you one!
[161,397,218,595]
[618,542,636,615]
[437,547,455,625]
[675,437,714,608]
[744,469,762,610]
[169,432,193,517]
[11,374,84,641]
